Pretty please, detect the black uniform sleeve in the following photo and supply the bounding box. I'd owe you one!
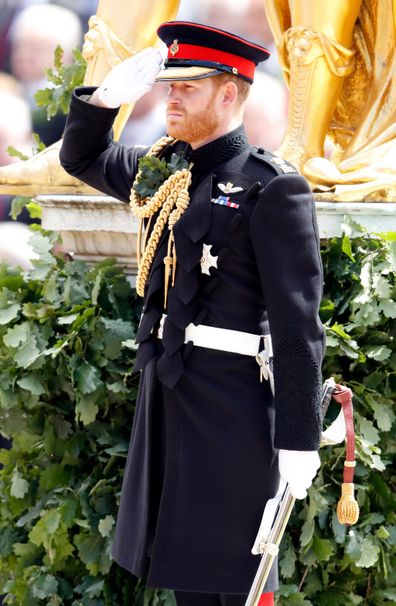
[59,87,149,202]
[249,173,325,450]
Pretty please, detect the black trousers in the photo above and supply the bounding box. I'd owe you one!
[174,591,247,605]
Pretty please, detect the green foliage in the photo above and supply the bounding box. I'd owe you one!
[35,46,86,119]
[6,148,29,162]
[0,235,153,604]
[8,44,84,219]
[0,222,394,605]
[8,133,47,222]
[134,152,189,199]
[277,220,395,605]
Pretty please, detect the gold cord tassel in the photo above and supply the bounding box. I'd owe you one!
[171,240,177,287]
[337,482,359,525]
[163,255,173,309]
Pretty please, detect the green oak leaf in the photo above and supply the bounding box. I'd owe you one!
[29,510,61,549]
[0,527,24,557]
[359,417,380,445]
[279,536,297,578]
[10,468,30,499]
[6,147,29,162]
[75,393,100,426]
[32,574,58,599]
[342,234,355,261]
[355,537,380,567]
[3,322,29,347]
[371,402,395,432]
[300,518,315,548]
[17,374,46,395]
[364,345,392,362]
[134,155,170,198]
[167,151,189,173]
[10,195,31,220]
[75,362,103,395]
[378,298,396,318]
[98,515,115,538]
[0,303,20,325]
[312,536,333,561]
[341,214,366,236]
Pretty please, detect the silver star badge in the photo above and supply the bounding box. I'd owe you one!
[218,181,243,194]
[200,243,218,275]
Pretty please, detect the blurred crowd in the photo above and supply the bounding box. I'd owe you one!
[0,0,90,270]
[0,0,287,269]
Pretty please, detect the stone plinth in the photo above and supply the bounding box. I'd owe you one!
[36,194,139,276]
[36,195,396,279]
[315,201,396,237]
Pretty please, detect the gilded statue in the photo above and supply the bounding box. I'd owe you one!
[264,0,396,200]
[0,0,180,196]
[1,0,396,201]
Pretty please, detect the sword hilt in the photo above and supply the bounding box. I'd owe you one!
[245,377,343,606]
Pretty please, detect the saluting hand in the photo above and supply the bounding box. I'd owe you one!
[96,47,163,108]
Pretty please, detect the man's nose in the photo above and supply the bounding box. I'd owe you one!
[167,87,180,103]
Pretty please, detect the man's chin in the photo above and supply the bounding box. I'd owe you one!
[167,124,188,141]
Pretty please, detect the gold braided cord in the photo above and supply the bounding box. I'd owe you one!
[129,136,193,301]
[134,168,192,297]
[163,170,192,306]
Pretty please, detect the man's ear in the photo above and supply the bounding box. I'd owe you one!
[221,80,238,106]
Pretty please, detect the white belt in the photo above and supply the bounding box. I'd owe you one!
[155,314,275,395]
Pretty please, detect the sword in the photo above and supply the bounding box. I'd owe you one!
[245,378,342,606]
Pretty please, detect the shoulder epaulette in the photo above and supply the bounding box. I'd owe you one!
[250,147,299,175]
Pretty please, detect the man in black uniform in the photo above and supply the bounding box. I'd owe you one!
[60,22,325,606]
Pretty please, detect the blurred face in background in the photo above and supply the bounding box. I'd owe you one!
[9,4,82,85]
[0,90,32,165]
[10,31,60,83]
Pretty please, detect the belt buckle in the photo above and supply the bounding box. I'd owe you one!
[256,335,275,397]
[256,350,270,381]
[157,315,165,339]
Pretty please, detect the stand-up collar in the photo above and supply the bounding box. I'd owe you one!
[184,124,249,176]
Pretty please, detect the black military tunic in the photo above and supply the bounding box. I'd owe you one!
[60,87,325,594]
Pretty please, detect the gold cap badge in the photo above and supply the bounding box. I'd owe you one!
[170,39,179,56]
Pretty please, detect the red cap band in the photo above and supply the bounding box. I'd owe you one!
[167,43,256,80]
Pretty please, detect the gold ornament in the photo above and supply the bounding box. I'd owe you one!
[263,0,396,200]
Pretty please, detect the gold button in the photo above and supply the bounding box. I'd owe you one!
[232,67,238,75]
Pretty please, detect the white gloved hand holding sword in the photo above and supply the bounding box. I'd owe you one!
[278,449,321,499]
[91,47,163,109]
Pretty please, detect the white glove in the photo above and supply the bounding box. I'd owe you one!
[97,47,163,108]
[278,449,321,499]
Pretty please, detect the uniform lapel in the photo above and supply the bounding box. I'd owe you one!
[179,172,213,243]
[146,232,169,285]
[144,172,212,298]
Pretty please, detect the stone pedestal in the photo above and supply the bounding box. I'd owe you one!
[36,195,396,279]
[36,194,139,279]
[315,201,396,237]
